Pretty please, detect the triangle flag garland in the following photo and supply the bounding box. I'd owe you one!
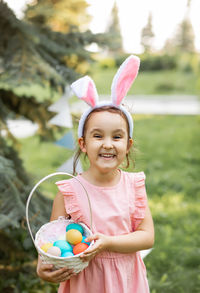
[57,156,83,174]
[55,130,75,150]
[48,96,69,113]
[48,86,73,113]
[48,106,73,128]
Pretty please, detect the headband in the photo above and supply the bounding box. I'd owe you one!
[71,55,140,138]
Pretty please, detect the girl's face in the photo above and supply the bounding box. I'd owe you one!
[78,111,133,174]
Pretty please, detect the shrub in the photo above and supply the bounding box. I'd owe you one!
[99,57,116,69]
[139,54,177,71]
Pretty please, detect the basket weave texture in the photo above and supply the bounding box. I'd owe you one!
[26,172,93,274]
[35,217,93,273]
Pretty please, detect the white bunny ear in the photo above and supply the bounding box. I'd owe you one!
[111,55,140,106]
[71,76,99,107]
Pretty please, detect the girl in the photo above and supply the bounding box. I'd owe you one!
[37,55,154,292]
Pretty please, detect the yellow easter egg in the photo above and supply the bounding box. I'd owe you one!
[66,229,82,245]
[41,242,53,252]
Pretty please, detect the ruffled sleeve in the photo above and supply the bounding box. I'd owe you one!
[132,172,147,231]
[55,180,82,222]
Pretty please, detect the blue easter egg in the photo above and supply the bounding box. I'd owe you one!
[61,251,74,258]
[53,240,73,253]
[81,236,91,246]
[66,223,84,234]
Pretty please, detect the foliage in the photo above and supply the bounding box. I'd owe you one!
[0,1,108,136]
[173,16,195,54]
[0,135,52,292]
[24,0,90,32]
[163,1,195,55]
[141,13,155,53]
[139,54,177,71]
[0,2,108,291]
[0,1,105,100]
[105,1,123,54]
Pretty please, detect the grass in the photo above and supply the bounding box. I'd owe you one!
[89,66,199,96]
[18,115,200,292]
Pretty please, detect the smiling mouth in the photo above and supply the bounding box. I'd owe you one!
[99,154,116,158]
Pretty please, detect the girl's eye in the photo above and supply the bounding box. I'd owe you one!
[113,135,121,139]
[94,134,102,138]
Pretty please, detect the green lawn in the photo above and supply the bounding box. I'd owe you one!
[19,115,200,292]
[88,66,199,96]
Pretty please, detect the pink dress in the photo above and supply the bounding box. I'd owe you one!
[56,171,150,293]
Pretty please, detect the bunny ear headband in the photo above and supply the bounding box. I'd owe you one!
[71,55,140,138]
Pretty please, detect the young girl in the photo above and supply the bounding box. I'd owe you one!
[37,55,154,292]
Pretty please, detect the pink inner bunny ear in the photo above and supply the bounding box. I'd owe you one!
[71,76,99,107]
[111,55,140,106]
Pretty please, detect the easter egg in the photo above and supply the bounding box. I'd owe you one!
[73,243,89,255]
[61,251,74,258]
[81,236,91,246]
[53,240,73,253]
[66,223,84,234]
[47,246,61,257]
[66,229,82,245]
[41,242,53,253]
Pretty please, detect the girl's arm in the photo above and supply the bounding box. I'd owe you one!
[36,192,75,283]
[81,205,154,261]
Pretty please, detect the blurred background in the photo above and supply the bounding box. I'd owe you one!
[0,0,200,292]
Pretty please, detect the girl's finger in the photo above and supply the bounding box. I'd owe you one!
[41,263,54,271]
[85,233,99,242]
[51,267,73,278]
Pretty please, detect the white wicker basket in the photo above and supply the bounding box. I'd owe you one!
[26,172,93,274]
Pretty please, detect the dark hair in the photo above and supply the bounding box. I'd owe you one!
[73,106,135,175]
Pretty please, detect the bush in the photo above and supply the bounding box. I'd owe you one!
[139,54,177,71]
[99,57,116,69]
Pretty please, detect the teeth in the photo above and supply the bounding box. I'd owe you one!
[100,154,114,157]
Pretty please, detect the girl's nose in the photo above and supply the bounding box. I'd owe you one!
[102,138,113,149]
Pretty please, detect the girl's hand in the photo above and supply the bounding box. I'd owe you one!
[37,257,76,283]
[80,233,110,262]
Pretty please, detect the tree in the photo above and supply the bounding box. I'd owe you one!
[165,0,195,54]
[174,17,195,53]
[106,1,123,54]
[0,1,108,290]
[141,13,154,53]
[0,1,107,137]
[24,0,90,32]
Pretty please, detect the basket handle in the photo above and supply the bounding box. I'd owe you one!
[26,172,93,245]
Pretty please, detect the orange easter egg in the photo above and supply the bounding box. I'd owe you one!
[73,243,89,255]
[66,229,82,245]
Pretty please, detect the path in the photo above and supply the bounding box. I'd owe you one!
[4,95,200,138]
[70,95,200,115]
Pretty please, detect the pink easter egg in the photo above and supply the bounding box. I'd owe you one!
[47,246,61,257]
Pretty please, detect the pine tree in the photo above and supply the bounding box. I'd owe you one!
[141,13,154,53]
[106,1,123,54]
[172,0,195,53]
[0,1,107,290]
[0,0,106,136]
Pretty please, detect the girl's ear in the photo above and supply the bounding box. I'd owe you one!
[71,76,99,107]
[78,137,87,153]
[126,138,133,154]
[111,55,140,106]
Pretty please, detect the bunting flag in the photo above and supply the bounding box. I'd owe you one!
[48,96,69,113]
[140,248,153,259]
[57,156,83,174]
[48,86,73,112]
[55,130,75,150]
[48,106,73,128]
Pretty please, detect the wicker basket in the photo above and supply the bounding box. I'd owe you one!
[26,172,93,274]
